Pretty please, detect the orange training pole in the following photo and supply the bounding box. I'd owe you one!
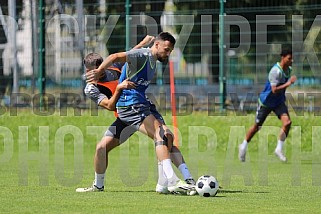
[169,61,179,148]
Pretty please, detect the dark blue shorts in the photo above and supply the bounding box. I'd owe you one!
[106,102,165,143]
[116,103,165,130]
[255,102,289,126]
[104,117,136,144]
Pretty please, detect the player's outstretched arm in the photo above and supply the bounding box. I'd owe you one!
[85,35,152,83]
[98,52,127,72]
[133,35,155,49]
[86,52,127,83]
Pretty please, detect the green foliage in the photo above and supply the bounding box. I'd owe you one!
[174,1,321,83]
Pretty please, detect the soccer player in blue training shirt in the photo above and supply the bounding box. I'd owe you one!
[239,49,297,162]
[84,32,195,194]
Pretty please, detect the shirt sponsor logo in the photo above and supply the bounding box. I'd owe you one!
[136,78,151,86]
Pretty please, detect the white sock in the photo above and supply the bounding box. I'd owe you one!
[94,172,105,188]
[178,163,192,180]
[240,140,248,150]
[276,140,284,152]
[161,159,179,186]
[157,161,167,186]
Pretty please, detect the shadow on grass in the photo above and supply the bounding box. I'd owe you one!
[108,189,270,196]
[218,189,269,194]
[109,190,155,193]
[109,190,217,197]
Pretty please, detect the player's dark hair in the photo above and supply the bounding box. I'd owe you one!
[156,32,176,46]
[83,53,103,69]
[280,49,292,57]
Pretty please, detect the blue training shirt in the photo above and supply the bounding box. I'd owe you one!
[116,48,157,107]
[259,62,292,108]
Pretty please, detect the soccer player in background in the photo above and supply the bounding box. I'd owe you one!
[77,34,195,194]
[238,49,297,162]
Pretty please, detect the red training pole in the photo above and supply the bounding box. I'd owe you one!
[169,61,179,148]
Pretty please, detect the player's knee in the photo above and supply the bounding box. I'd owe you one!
[166,132,173,141]
[284,119,292,129]
[96,137,118,153]
[96,142,106,155]
[156,125,169,143]
[167,139,173,152]
[171,145,180,153]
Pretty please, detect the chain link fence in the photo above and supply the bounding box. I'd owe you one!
[0,0,320,113]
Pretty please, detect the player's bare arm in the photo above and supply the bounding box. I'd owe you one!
[85,52,127,83]
[98,79,136,111]
[97,52,127,73]
[133,35,155,49]
[271,75,297,94]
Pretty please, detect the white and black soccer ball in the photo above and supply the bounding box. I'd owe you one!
[196,175,219,197]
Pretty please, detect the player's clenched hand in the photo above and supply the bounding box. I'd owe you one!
[143,35,155,45]
[289,75,297,84]
[85,69,100,84]
[117,79,137,90]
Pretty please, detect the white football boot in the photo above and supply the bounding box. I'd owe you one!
[238,145,247,162]
[155,184,169,194]
[168,180,195,195]
[76,182,104,192]
[185,178,197,195]
[274,149,287,162]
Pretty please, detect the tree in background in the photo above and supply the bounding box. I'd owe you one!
[102,0,165,54]
[174,1,219,83]
[0,0,23,98]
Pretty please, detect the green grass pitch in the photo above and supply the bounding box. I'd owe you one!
[0,108,321,213]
